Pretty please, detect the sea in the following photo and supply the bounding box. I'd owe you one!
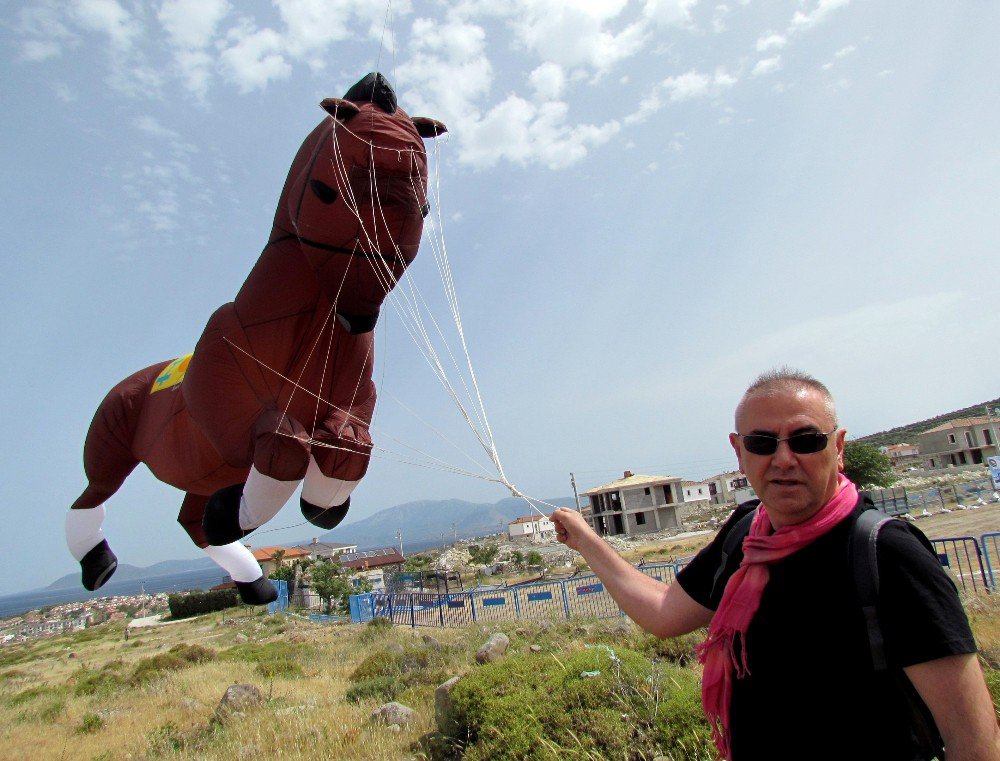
[0,566,230,618]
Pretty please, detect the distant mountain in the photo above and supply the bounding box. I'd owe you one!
[46,556,219,590]
[320,495,574,551]
[36,496,572,595]
[855,397,1000,449]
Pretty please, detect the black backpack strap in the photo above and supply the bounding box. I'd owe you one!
[851,507,893,671]
[710,506,757,600]
[851,502,945,759]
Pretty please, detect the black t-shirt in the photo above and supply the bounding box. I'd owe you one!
[677,498,977,761]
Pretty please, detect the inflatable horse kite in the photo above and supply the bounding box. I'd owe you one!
[66,74,446,604]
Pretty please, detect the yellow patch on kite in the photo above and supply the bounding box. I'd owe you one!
[150,353,193,394]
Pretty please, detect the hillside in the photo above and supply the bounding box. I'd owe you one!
[3,504,999,761]
[320,495,573,550]
[854,396,1000,448]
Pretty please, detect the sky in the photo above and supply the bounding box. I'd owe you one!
[2,0,999,596]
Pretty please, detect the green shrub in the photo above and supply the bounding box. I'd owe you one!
[168,589,240,619]
[74,661,128,696]
[76,711,105,734]
[7,683,65,707]
[346,644,450,704]
[221,640,312,680]
[440,645,714,761]
[359,616,394,644]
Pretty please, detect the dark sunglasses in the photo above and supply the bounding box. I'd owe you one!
[737,429,837,456]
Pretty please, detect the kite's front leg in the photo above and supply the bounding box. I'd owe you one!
[202,409,310,545]
[299,408,372,530]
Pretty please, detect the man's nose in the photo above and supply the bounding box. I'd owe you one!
[771,440,798,466]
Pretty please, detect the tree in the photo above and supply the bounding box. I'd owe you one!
[525,550,543,567]
[468,542,499,566]
[268,550,296,582]
[309,559,373,615]
[843,442,895,488]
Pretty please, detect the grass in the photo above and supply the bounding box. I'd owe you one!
[1,547,998,759]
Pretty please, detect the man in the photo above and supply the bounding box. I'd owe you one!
[551,369,999,761]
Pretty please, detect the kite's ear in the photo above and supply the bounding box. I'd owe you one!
[412,117,448,138]
[321,98,361,122]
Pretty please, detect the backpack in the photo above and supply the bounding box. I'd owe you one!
[710,499,946,760]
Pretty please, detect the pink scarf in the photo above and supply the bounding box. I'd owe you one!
[697,474,859,760]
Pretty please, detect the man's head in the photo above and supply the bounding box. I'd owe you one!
[729,368,846,527]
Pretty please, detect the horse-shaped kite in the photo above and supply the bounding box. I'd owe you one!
[65,73,446,604]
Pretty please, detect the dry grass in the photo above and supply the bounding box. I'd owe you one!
[0,611,476,760]
[2,506,997,760]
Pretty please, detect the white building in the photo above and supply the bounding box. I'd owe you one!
[682,481,711,502]
[581,470,700,538]
[508,515,555,541]
[703,471,752,505]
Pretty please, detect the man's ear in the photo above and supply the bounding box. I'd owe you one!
[729,432,744,472]
[835,428,847,471]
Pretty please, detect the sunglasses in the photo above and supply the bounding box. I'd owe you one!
[737,429,837,456]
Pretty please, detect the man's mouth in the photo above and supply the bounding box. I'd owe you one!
[771,478,801,487]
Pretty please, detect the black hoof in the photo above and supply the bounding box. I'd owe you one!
[235,577,278,605]
[203,483,250,546]
[301,496,350,530]
[81,539,118,591]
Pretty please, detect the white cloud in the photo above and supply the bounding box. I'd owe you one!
[662,68,737,101]
[275,0,407,64]
[529,62,566,100]
[52,82,77,102]
[789,0,850,32]
[625,68,736,124]
[509,0,647,74]
[134,116,180,140]
[834,44,856,58]
[219,23,291,93]
[751,56,781,77]
[158,0,229,49]
[15,2,78,61]
[712,4,730,33]
[460,96,620,170]
[397,18,492,122]
[71,0,139,50]
[642,0,699,27]
[756,31,786,52]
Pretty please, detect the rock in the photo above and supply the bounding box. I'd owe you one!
[435,677,461,735]
[372,702,417,726]
[529,644,542,653]
[475,632,510,664]
[610,619,634,636]
[386,642,405,655]
[215,684,263,722]
[421,634,443,650]
[234,633,249,643]
[515,628,529,637]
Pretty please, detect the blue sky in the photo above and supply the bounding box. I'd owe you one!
[2,0,999,596]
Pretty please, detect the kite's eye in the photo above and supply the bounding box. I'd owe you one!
[421,202,430,218]
[310,179,338,205]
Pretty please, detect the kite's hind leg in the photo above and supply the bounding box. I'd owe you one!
[179,493,277,605]
[66,381,148,591]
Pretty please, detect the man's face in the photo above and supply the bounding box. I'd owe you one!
[729,386,846,528]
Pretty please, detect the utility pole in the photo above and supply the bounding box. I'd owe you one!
[395,528,403,556]
[452,522,457,546]
[570,472,582,511]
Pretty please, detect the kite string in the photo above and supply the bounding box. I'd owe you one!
[248,115,553,532]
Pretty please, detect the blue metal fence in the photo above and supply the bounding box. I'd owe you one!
[930,537,991,594]
[347,564,679,626]
[272,528,999,625]
[979,532,1000,588]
